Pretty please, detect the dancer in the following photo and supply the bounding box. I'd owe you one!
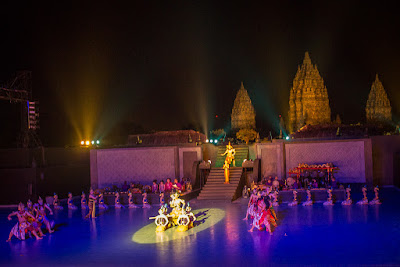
[357,185,369,205]
[369,186,382,205]
[243,189,258,220]
[341,185,352,205]
[81,192,89,209]
[303,188,313,206]
[25,200,45,238]
[272,190,279,207]
[288,190,298,206]
[114,192,124,209]
[53,193,64,210]
[35,197,54,234]
[323,187,334,206]
[128,191,138,208]
[223,160,230,184]
[159,192,165,206]
[85,188,97,218]
[248,199,274,234]
[68,192,78,210]
[7,203,43,242]
[142,192,151,208]
[98,193,108,210]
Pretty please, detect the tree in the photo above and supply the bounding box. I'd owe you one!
[236,128,257,144]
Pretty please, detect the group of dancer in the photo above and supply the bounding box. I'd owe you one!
[6,197,54,242]
[243,188,278,234]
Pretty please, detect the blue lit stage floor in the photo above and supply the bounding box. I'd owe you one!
[1,187,400,266]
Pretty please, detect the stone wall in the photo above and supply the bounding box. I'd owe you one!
[285,139,372,184]
[91,146,202,189]
[255,142,285,179]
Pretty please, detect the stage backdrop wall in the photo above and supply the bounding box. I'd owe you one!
[284,139,373,184]
[91,146,202,189]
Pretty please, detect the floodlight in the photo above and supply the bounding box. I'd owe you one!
[85,141,90,146]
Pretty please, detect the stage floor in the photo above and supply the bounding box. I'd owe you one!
[1,188,400,266]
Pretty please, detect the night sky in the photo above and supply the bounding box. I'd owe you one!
[1,2,399,147]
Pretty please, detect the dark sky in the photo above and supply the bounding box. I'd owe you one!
[1,1,399,147]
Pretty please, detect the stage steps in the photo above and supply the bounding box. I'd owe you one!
[197,167,243,201]
[214,144,249,168]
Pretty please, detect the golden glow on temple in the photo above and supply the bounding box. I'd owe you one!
[231,82,256,130]
[288,52,331,133]
[366,74,392,123]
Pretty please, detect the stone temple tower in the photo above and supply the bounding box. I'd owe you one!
[231,82,256,130]
[288,52,331,133]
[366,74,392,123]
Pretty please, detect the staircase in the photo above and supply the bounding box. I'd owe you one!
[197,167,243,201]
[215,144,249,167]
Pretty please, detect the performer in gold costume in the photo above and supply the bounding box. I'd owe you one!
[223,160,230,184]
[221,142,236,167]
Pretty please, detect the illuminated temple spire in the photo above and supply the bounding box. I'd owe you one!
[231,82,256,130]
[288,52,331,133]
[366,74,392,123]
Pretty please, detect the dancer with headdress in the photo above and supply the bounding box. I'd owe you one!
[369,186,382,205]
[341,185,352,205]
[243,189,258,220]
[114,192,124,209]
[357,185,369,205]
[81,192,89,209]
[68,192,78,210]
[53,193,64,210]
[85,188,97,218]
[142,192,151,208]
[7,203,43,241]
[35,197,54,234]
[98,193,108,209]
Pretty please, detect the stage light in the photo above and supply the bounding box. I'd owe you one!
[206,139,209,143]
[96,140,100,144]
[209,139,213,143]
[286,136,290,140]
[85,140,90,146]
[214,140,218,144]
[91,140,95,145]
[80,141,84,145]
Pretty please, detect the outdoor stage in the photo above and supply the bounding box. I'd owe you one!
[1,187,400,266]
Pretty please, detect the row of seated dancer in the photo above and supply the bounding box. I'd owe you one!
[251,185,382,207]
[6,197,55,242]
[261,175,340,191]
[109,178,192,195]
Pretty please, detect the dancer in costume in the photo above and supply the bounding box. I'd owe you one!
[142,192,151,208]
[68,192,78,210]
[272,190,279,207]
[159,192,165,206]
[114,192,124,209]
[369,186,382,205]
[341,185,352,205]
[223,160,230,184]
[25,200,45,238]
[243,189,258,220]
[81,192,89,209]
[357,185,369,205]
[323,187,334,206]
[85,188,97,218]
[7,203,43,241]
[53,193,64,210]
[35,197,54,234]
[248,199,275,234]
[98,193,108,209]
[221,142,236,166]
[128,191,138,208]
[303,188,313,206]
[288,190,298,206]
